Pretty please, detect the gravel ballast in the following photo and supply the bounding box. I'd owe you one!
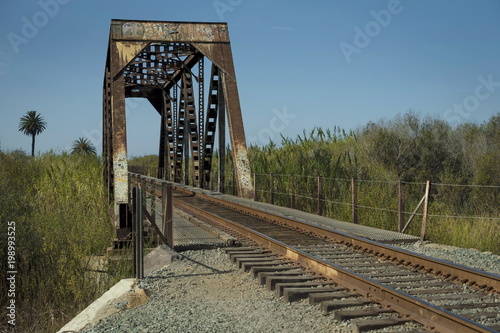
[79,242,499,333]
[81,248,351,333]
[395,241,500,275]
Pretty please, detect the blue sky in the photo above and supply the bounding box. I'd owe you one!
[1,0,499,156]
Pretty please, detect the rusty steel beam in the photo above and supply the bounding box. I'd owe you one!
[190,41,253,198]
[201,65,220,187]
[103,58,113,197]
[110,20,231,43]
[109,41,129,229]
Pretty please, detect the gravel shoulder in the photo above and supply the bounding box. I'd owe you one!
[80,248,350,333]
[395,241,500,275]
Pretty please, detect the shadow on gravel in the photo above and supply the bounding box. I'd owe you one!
[155,271,235,280]
[180,254,229,273]
[145,253,234,280]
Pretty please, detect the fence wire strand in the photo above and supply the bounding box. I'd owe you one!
[131,168,500,222]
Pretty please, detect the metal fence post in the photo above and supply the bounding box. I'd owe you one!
[421,180,431,241]
[270,173,274,205]
[134,186,144,279]
[351,177,358,224]
[398,179,405,232]
[253,173,257,201]
[233,169,237,196]
[290,174,296,209]
[132,185,137,277]
[139,175,146,205]
[317,175,323,216]
[151,179,157,244]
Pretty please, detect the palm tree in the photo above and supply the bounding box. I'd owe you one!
[18,111,47,156]
[71,137,97,155]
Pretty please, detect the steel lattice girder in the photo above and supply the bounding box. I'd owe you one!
[103,20,254,229]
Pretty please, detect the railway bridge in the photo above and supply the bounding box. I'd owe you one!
[96,20,500,333]
[103,19,253,234]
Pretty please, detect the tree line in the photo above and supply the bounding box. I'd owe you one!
[244,111,500,252]
[18,110,96,156]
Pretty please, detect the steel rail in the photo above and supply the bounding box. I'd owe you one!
[130,174,500,293]
[172,186,500,294]
[173,195,497,333]
[128,173,499,332]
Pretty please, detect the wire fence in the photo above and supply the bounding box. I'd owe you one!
[253,172,500,213]
[129,165,499,252]
[129,166,500,234]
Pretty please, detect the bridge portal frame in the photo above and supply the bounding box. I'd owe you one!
[103,19,253,231]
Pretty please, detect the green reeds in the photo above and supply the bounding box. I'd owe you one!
[0,151,120,332]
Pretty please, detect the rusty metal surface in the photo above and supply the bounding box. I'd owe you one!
[192,41,253,198]
[110,42,128,206]
[104,19,254,229]
[111,20,230,43]
[201,65,220,187]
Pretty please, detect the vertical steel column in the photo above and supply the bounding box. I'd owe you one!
[217,44,253,199]
[165,91,174,181]
[182,75,190,185]
[171,86,179,182]
[158,91,167,180]
[110,44,128,229]
[184,120,189,185]
[218,78,226,193]
[176,73,187,184]
[103,66,113,196]
[201,65,220,188]
[182,71,199,187]
[198,56,205,188]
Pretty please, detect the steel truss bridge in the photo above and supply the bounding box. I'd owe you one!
[103,19,253,233]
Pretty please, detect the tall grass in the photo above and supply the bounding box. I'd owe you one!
[245,125,500,254]
[0,151,118,333]
[130,113,500,254]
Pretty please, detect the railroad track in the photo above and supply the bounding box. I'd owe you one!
[129,174,499,332]
[170,185,500,333]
